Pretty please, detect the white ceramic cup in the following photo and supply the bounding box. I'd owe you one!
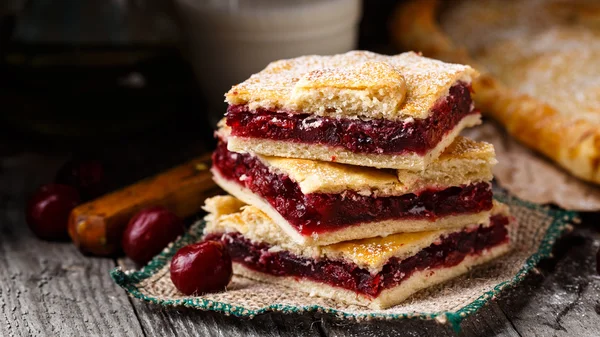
[174,0,362,126]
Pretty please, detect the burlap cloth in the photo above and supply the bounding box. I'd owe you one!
[111,191,577,328]
[463,122,600,211]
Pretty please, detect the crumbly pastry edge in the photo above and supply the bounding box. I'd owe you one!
[232,241,511,309]
[390,0,600,185]
[226,113,481,170]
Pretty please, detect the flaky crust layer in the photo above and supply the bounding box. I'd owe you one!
[226,51,477,120]
[391,0,600,185]
[233,242,511,309]
[227,113,481,170]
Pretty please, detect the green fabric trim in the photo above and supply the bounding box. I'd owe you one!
[111,191,577,330]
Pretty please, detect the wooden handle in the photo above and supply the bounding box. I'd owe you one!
[68,153,221,256]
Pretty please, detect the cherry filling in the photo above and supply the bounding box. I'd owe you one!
[213,140,493,235]
[205,215,509,297]
[226,83,474,155]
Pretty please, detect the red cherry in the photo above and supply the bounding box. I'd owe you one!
[26,184,81,241]
[122,206,185,265]
[55,159,105,201]
[170,240,232,295]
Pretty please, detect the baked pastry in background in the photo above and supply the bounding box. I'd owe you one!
[213,125,497,245]
[391,0,600,185]
[202,195,514,309]
[225,50,480,170]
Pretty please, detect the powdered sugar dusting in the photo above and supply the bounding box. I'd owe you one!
[298,61,402,89]
[301,118,323,130]
[225,51,476,120]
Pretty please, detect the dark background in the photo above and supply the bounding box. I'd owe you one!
[0,0,399,163]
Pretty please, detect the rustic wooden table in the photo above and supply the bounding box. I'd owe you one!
[1,125,599,337]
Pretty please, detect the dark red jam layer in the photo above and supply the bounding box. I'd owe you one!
[213,140,493,236]
[205,215,509,297]
[226,83,474,155]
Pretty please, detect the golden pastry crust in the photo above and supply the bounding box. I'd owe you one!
[292,61,408,119]
[391,0,600,185]
[203,195,509,273]
[225,50,478,120]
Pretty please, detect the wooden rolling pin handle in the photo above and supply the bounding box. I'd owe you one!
[68,153,220,256]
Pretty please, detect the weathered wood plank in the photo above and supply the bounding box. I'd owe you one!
[496,223,600,337]
[321,316,455,337]
[133,304,324,337]
[0,154,144,337]
[118,258,323,337]
[458,303,521,337]
[320,303,521,337]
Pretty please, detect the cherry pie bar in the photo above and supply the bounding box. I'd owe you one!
[196,49,514,308]
[225,51,480,170]
[202,196,514,309]
[212,125,497,245]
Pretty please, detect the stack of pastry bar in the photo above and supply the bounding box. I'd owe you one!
[203,51,515,309]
